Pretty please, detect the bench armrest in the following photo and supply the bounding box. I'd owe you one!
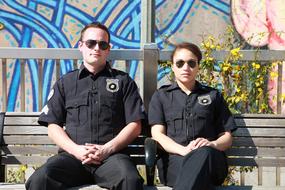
[144,137,157,186]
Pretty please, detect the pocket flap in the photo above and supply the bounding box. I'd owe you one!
[66,95,88,108]
[165,111,183,121]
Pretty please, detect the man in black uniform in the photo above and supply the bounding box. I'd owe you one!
[25,22,145,190]
[148,42,237,190]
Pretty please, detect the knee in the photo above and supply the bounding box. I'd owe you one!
[196,146,216,156]
[25,167,48,189]
[118,169,143,188]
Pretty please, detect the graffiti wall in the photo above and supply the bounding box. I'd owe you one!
[1,0,284,112]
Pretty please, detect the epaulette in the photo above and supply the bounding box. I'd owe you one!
[199,83,215,92]
[159,84,172,90]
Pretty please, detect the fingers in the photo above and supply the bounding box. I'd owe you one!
[82,157,101,165]
[192,138,210,149]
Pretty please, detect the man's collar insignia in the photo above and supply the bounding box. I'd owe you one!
[106,79,119,92]
[198,95,212,105]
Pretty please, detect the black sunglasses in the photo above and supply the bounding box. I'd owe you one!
[175,59,197,68]
[82,39,109,50]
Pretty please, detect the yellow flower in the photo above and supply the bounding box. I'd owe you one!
[252,62,260,69]
[20,165,27,171]
[255,81,260,87]
[282,94,285,103]
[270,71,278,78]
[230,47,240,56]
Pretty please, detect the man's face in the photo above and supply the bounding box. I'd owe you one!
[79,27,110,68]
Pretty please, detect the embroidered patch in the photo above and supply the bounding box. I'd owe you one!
[47,89,54,100]
[41,105,49,115]
[106,79,119,92]
[198,95,212,105]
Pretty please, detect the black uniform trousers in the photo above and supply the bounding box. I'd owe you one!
[25,152,143,190]
[157,146,228,190]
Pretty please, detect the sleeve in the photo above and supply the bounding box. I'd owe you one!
[122,76,146,124]
[38,79,66,127]
[215,92,237,134]
[148,90,166,126]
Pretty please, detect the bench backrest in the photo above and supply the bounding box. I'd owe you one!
[228,114,285,167]
[0,112,148,166]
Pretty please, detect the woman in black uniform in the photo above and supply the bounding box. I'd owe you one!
[148,42,237,190]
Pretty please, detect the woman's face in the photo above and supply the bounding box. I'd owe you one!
[172,48,199,86]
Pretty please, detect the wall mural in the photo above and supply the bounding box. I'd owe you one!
[232,0,285,113]
[2,0,283,112]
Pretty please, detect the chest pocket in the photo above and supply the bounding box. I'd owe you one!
[99,94,117,125]
[193,109,214,137]
[65,94,89,127]
[165,111,185,142]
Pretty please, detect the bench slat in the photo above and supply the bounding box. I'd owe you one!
[1,155,51,165]
[4,117,39,126]
[3,126,47,134]
[235,118,285,127]
[1,147,146,157]
[3,136,54,144]
[233,128,285,137]
[1,146,58,155]
[226,147,285,157]
[1,155,147,165]
[232,137,285,147]
[227,157,285,167]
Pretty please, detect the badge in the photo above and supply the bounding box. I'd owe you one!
[198,95,212,105]
[106,79,119,92]
[47,89,54,100]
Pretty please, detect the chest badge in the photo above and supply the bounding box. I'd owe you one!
[198,95,212,105]
[106,79,119,92]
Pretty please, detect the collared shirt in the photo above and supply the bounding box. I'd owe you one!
[148,81,236,146]
[39,63,145,145]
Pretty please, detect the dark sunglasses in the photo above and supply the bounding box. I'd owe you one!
[82,39,109,50]
[175,59,197,68]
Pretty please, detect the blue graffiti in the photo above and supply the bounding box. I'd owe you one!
[0,0,230,111]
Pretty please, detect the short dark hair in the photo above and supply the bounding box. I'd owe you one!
[79,22,110,43]
[171,42,202,64]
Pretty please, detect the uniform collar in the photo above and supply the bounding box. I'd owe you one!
[166,81,208,93]
[78,62,111,79]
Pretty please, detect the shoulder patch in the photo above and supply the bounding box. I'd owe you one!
[41,105,49,115]
[47,89,54,100]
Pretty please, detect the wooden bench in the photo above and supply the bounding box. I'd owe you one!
[144,114,285,190]
[1,112,285,190]
[0,112,151,190]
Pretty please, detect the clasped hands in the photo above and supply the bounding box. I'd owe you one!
[74,143,113,165]
[181,138,216,156]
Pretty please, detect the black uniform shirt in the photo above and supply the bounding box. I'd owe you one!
[148,81,236,146]
[39,63,145,145]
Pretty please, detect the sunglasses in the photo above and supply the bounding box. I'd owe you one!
[175,59,197,68]
[82,39,109,50]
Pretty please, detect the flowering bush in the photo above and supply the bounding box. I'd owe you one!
[199,26,274,114]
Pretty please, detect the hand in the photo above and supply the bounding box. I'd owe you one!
[193,138,215,149]
[179,141,196,156]
[81,143,101,165]
[71,144,94,162]
[81,143,113,165]
[91,144,113,162]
